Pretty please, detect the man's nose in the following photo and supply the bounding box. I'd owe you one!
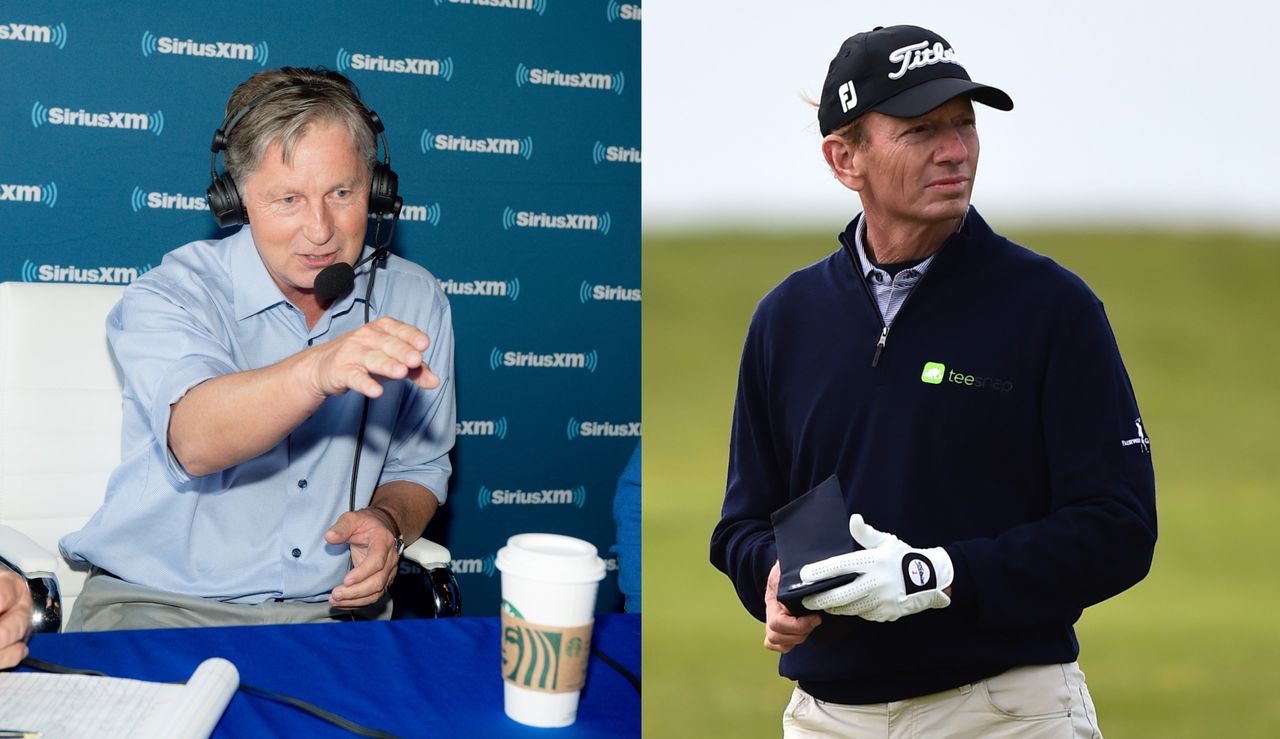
[934,127,970,165]
[303,201,335,244]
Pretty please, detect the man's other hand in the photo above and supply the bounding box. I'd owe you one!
[306,316,440,400]
[324,509,401,609]
[0,569,33,668]
[764,560,821,653]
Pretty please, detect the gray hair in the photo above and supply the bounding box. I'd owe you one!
[221,67,377,185]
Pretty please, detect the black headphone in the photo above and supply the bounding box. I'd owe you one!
[207,77,400,229]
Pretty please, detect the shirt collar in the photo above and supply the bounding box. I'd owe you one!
[229,226,377,322]
[852,206,970,281]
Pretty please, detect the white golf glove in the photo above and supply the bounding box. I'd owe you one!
[799,514,954,622]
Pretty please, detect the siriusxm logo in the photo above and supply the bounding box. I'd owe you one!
[337,47,454,81]
[21,259,151,285]
[370,201,440,225]
[502,207,611,235]
[420,130,533,160]
[490,347,599,372]
[477,485,587,509]
[516,63,625,95]
[434,0,546,13]
[566,418,640,440]
[457,417,509,439]
[592,141,640,165]
[579,281,640,303]
[414,554,496,577]
[1,21,67,48]
[141,31,267,65]
[32,101,164,136]
[605,1,641,22]
[131,187,206,212]
[440,277,520,301]
[1,181,57,208]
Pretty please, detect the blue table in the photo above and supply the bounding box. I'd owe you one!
[25,613,640,738]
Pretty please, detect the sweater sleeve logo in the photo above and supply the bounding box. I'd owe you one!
[1120,417,1151,453]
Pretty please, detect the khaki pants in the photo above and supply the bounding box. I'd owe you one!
[783,663,1102,739]
[65,570,392,632]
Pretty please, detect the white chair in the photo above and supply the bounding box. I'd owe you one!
[0,281,458,631]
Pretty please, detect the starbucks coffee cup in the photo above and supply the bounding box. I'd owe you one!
[495,533,606,728]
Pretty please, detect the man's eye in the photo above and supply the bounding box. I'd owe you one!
[279,196,297,205]
[334,189,352,199]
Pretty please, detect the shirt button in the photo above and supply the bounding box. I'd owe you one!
[297,479,308,489]
[291,548,302,558]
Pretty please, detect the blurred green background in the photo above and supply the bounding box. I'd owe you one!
[642,226,1280,737]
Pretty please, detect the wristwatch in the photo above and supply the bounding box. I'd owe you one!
[370,504,406,556]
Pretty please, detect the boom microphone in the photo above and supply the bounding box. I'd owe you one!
[313,197,402,302]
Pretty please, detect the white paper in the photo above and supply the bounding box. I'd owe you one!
[0,657,239,739]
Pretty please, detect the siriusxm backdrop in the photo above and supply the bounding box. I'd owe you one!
[0,2,640,616]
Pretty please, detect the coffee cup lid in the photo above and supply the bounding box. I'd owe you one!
[496,533,606,584]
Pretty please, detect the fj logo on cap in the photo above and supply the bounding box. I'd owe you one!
[838,79,858,112]
[887,40,962,80]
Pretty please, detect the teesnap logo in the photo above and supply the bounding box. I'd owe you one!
[477,485,587,509]
[32,101,164,136]
[21,260,151,285]
[591,141,640,165]
[420,130,532,160]
[1,21,67,48]
[141,31,267,66]
[502,207,611,235]
[490,347,599,372]
[440,277,520,301]
[516,63,625,95]
[566,418,640,440]
[605,1,641,21]
[1,181,57,208]
[456,417,509,439]
[920,360,1013,392]
[337,48,454,81]
[433,0,547,14]
[131,187,206,212]
[579,281,640,303]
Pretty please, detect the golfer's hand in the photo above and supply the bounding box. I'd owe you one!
[305,316,439,400]
[764,560,821,653]
[800,514,953,622]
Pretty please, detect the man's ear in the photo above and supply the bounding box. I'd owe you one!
[821,134,865,192]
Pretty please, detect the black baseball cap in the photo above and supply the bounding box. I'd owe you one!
[819,25,1013,135]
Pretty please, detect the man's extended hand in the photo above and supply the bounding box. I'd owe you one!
[799,514,954,622]
[306,316,440,400]
[0,569,33,669]
[324,509,401,609]
[764,560,822,653]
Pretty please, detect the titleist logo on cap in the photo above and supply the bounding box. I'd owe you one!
[887,40,963,80]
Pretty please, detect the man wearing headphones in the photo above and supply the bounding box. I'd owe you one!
[60,67,455,630]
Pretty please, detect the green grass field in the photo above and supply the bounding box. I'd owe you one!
[642,226,1280,737]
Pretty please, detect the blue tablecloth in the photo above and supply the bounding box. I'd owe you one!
[25,613,640,738]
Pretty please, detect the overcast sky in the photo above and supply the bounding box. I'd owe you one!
[643,1,1280,230]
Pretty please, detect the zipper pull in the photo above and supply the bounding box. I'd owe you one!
[871,326,888,367]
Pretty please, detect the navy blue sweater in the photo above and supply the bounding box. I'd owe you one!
[710,208,1157,703]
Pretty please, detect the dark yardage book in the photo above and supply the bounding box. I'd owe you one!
[770,474,861,615]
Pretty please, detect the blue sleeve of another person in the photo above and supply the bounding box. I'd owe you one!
[612,442,641,613]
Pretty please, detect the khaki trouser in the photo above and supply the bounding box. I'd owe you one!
[65,569,392,632]
[783,663,1102,739]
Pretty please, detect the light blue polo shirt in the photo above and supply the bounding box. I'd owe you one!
[60,225,455,604]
